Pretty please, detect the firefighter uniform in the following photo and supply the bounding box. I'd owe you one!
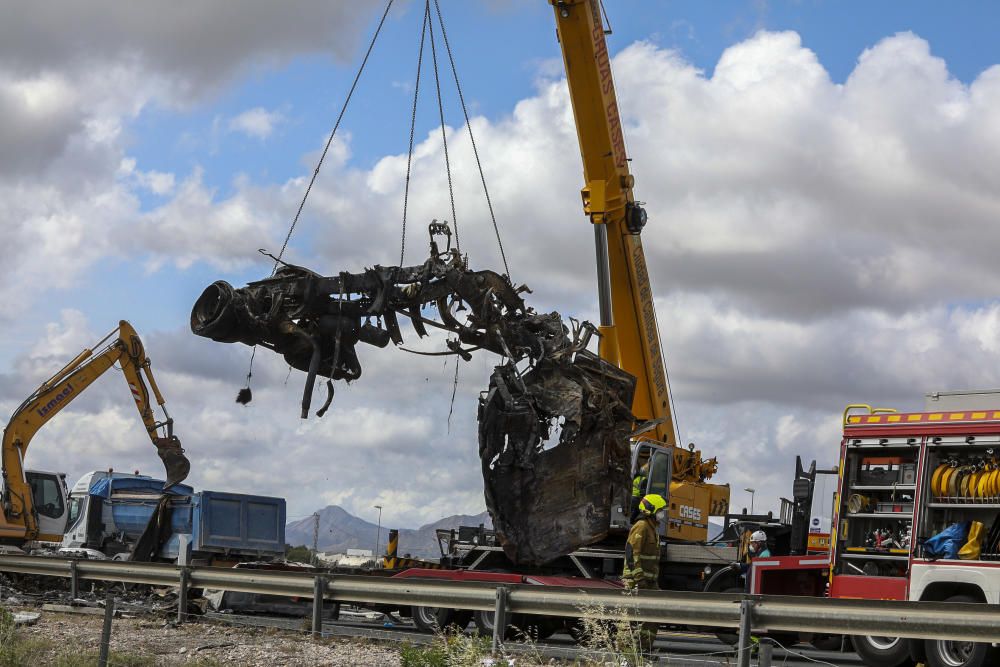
[622,515,659,589]
[622,494,666,656]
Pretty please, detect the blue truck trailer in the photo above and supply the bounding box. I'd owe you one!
[59,471,285,564]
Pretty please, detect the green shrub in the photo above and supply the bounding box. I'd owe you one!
[400,641,447,667]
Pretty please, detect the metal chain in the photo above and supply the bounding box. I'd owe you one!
[432,0,510,279]
[273,0,395,274]
[425,0,460,254]
[400,3,430,266]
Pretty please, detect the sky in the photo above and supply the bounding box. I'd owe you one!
[3,0,1000,531]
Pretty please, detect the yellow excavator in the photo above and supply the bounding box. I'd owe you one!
[0,320,190,544]
[549,0,730,541]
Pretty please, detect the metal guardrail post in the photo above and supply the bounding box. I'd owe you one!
[492,585,510,655]
[177,567,189,625]
[736,598,753,667]
[69,560,79,599]
[758,637,773,667]
[312,576,326,638]
[97,590,115,667]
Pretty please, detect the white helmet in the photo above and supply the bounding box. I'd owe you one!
[750,530,767,542]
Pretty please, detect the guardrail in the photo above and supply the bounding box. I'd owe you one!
[2,554,999,665]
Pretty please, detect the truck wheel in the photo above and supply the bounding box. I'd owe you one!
[473,609,497,637]
[411,606,455,633]
[924,596,997,667]
[852,635,914,667]
[924,638,994,667]
[474,609,522,639]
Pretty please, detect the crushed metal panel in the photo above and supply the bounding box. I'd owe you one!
[479,349,636,565]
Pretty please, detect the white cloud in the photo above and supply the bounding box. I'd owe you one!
[228,107,284,140]
[6,26,1000,527]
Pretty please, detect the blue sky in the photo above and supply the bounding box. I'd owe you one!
[4,0,1000,526]
[125,1,998,202]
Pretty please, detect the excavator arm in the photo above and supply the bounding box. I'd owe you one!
[1,320,189,542]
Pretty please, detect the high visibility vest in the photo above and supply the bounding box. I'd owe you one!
[631,474,646,498]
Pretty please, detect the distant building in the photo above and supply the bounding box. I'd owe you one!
[315,548,379,568]
[346,548,373,558]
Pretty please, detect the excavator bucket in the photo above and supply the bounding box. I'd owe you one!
[155,436,190,489]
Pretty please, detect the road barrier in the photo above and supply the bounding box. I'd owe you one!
[2,553,999,660]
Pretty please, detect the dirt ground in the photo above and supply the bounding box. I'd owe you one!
[14,607,403,666]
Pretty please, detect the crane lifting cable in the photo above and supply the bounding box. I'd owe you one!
[241,0,393,403]
[400,0,512,279]
[241,0,512,405]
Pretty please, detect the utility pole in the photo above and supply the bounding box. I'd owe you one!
[312,512,320,566]
[373,504,383,559]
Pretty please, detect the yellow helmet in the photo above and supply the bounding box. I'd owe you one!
[639,493,667,516]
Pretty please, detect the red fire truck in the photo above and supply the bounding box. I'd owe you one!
[752,392,1000,667]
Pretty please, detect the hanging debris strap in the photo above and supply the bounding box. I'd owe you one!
[190,222,635,563]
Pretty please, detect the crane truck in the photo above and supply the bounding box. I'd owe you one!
[187,0,825,638]
[1,320,190,547]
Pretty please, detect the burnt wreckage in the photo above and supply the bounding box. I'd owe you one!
[190,225,636,564]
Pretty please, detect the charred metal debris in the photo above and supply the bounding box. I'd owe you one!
[190,223,637,564]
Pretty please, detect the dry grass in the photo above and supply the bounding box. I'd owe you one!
[399,630,493,666]
[572,591,654,667]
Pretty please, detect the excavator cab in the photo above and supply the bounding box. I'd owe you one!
[24,470,69,541]
[629,442,674,536]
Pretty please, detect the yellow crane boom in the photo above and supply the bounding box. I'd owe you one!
[549,0,728,537]
[1,320,189,542]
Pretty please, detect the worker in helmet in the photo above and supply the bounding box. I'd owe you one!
[630,462,650,521]
[748,530,771,558]
[622,493,666,656]
[735,529,771,592]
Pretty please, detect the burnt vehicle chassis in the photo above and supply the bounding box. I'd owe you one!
[191,225,636,564]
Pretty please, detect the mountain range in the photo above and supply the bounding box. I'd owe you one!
[285,505,492,560]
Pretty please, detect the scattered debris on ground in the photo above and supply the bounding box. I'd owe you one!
[7,605,403,666]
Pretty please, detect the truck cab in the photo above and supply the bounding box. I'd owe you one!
[61,471,195,559]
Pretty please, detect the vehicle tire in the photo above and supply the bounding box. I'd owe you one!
[924,638,995,667]
[852,635,914,667]
[923,595,997,667]
[473,609,496,637]
[567,619,588,645]
[411,606,455,633]
[472,610,521,639]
